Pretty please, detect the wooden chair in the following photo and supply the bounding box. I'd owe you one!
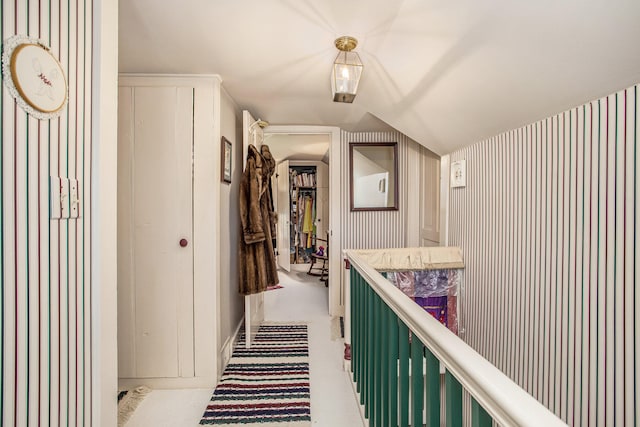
[307,234,328,285]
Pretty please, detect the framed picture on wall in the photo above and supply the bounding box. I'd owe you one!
[349,142,399,211]
[222,136,232,183]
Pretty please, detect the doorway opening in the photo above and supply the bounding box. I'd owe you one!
[268,135,329,269]
[263,126,342,317]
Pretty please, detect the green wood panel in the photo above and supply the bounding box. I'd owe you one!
[387,305,399,427]
[358,274,365,397]
[445,371,463,427]
[472,397,493,427]
[374,294,382,427]
[350,268,358,385]
[425,348,440,426]
[411,335,424,427]
[399,321,410,427]
[365,282,374,417]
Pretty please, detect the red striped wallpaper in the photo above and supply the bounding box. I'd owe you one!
[1,0,93,426]
[449,85,638,426]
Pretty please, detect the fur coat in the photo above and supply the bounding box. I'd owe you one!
[238,144,279,295]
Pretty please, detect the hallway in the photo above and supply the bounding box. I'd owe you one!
[125,265,364,426]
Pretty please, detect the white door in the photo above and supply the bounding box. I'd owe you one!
[420,151,441,246]
[314,162,329,243]
[276,161,291,271]
[118,86,194,378]
[242,110,265,348]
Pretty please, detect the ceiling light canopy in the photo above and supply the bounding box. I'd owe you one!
[331,36,363,103]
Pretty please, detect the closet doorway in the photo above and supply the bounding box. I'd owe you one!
[274,158,328,271]
[264,126,341,316]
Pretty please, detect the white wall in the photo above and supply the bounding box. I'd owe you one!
[217,88,244,371]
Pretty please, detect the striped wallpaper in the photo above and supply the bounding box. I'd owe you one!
[340,130,413,250]
[1,1,93,426]
[448,85,638,426]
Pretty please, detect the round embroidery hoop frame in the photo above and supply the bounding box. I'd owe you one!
[2,35,68,120]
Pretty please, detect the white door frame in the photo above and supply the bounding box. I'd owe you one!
[264,125,342,317]
[242,111,265,348]
[275,160,291,272]
[93,0,119,423]
[439,155,451,246]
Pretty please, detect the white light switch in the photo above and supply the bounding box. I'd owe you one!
[50,177,62,219]
[60,178,70,218]
[70,178,80,218]
[50,176,81,220]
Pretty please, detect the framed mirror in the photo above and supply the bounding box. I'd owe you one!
[349,142,398,211]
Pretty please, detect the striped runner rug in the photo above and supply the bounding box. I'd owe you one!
[200,324,311,426]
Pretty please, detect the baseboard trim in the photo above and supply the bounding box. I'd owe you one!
[218,320,244,378]
[118,376,217,390]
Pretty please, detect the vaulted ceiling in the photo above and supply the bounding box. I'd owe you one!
[119,0,640,155]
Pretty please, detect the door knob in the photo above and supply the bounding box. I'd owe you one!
[179,238,188,247]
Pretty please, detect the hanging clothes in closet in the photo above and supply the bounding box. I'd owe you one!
[295,190,316,256]
[302,196,314,247]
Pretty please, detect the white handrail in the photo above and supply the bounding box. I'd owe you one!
[346,249,567,427]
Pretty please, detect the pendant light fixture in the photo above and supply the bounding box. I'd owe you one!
[331,36,363,103]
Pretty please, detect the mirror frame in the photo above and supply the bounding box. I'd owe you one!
[349,142,399,211]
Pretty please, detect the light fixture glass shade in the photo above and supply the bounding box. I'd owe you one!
[331,50,363,103]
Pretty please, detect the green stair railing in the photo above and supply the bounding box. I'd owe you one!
[346,249,567,427]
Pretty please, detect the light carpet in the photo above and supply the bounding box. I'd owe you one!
[200,324,311,426]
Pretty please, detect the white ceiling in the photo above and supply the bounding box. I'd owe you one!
[264,134,330,163]
[119,0,640,155]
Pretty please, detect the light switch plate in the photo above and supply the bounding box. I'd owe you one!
[70,178,80,218]
[50,177,62,219]
[60,178,70,218]
[451,159,466,188]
